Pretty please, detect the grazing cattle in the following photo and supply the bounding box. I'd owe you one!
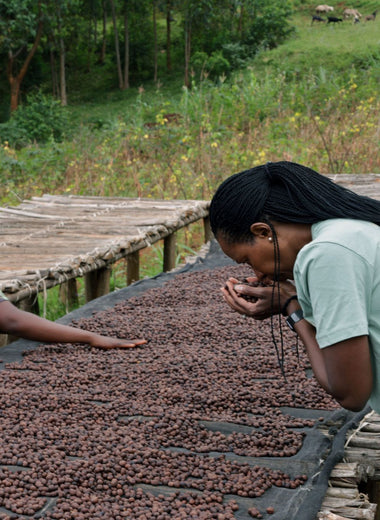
[315,4,334,14]
[365,10,378,21]
[327,16,343,23]
[343,8,362,19]
[311,14,326,24]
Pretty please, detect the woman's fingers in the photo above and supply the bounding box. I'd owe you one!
[221,278,280,320]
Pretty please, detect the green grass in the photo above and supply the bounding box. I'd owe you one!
[3,0,380,320]
[255,6,380,73]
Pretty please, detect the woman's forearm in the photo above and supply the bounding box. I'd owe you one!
[293,319,331,392]
[4,306,94,343]
[285,300,330,392]
[0,300,146,349]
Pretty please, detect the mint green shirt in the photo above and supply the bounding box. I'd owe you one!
[294,219,380,413]
[0,290,7,301]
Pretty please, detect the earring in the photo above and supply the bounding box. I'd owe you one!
[268,237,273,242]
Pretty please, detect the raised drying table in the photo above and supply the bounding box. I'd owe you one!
[1,174,379,308]
[0,195,211,307]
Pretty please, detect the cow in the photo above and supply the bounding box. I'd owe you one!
[315,4,334,14]
[343,8,362,19]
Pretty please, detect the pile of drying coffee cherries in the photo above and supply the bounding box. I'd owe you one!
[0,265,338,519]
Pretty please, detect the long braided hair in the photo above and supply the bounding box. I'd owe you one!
[210,161,380,376]
[210,161,380,243]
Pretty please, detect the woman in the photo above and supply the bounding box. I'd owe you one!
[209,161,380,413]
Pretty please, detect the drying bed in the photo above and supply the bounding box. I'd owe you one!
[0,241,365,519]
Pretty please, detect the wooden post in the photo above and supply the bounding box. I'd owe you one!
[127,251,140,285]
[203,215,212,242]
[163,233,176,272]
[18,295,40,315]
[84,267,111,302]
[59,279,79,308]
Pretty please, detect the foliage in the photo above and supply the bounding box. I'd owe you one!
[0,0,40,51]
[0,0,298,119]
[1,0,380,321]
[242,0,294,51]
[190,51,230,80]
[0,92,68,147]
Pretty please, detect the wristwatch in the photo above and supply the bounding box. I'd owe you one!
[285,309,304,331]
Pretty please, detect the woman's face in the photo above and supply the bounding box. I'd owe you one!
[217,235,278,280]
[217,223,295,281]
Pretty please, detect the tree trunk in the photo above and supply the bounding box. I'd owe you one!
[153,0,158,81]
[109,0,123,89]
[166,1,172,72]
[184,21,191,88]
[100,0,107,63]
[59,34,67,106]
[9,73,21,113]
[7,18,44,113]
[50,46,59,98]
[123,7,129,89]
[239,4,244,37]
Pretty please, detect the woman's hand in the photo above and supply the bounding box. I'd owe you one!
[88,334,148,350]
[221,277,297,320]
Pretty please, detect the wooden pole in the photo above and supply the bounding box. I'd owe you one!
[17,295,40,315]
[127,251,140,285]
[163,233,176,272]
[59,279,79,308]
[203,215,212,242]
[84,267,111,302]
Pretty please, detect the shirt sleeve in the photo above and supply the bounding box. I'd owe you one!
[294,242,370,348]
[0,290,8,302]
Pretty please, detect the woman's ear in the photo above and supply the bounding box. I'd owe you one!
[249,222,272,239]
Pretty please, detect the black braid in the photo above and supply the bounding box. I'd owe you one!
[210,161,380,243]
[267,222,287,379]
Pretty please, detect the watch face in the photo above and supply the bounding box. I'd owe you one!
[285,310,303,331]
[285,317,295,331]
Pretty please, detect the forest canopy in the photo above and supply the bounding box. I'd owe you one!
[0,0,294,119]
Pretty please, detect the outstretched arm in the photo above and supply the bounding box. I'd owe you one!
[0,300,147,350]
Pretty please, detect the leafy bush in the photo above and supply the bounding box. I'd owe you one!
[191,50,230,80]
[244,0,295,51]
[0,92,68,147]
[221,43,250,70]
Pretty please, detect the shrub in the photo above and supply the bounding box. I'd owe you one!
[191,50,230,80]
[0,92,68,147]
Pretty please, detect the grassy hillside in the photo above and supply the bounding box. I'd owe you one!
[1,1,379,206]
[259,1,380,73]
[1,0,379,318]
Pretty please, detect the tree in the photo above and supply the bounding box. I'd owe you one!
[178,0,214,87]
[109,0,124,89]
[241,0,294,51]
[109,0,150,90]
[166,0,173,73]
[152,0,158,81]
[0,0,44,112]
[44,0,85,105]
[100,0,108,64]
